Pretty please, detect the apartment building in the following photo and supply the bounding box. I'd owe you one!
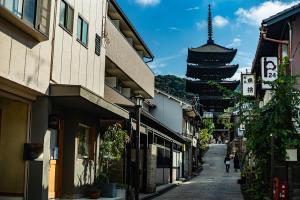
[0,0,133,199]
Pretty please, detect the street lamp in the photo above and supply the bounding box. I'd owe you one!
[134,94,143,200]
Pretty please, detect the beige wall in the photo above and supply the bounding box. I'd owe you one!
[0,0,55,95]
[0,97,28,194]
[106,19,154,98]
[104,84,134,106]
[51,0,107,97]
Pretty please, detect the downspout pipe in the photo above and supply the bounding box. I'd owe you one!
[50,0,58,84]
[260,26,289,45]
[287,22,292,75]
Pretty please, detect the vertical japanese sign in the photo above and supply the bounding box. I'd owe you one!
[261,57,278,89]
[241,74,255,97]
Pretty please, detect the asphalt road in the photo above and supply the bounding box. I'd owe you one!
[153,144,244,200]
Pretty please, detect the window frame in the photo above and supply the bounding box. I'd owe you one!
[76,14,89,48]
[76,123,90,159]
[59,0,74,35]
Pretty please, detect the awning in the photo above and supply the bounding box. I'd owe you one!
[50,84,129,119]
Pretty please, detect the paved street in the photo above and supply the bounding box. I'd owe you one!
[153,144,243,200]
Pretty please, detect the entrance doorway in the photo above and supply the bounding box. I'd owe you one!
[0,96,29,198]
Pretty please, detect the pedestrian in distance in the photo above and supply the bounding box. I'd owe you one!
[234,153,240,172]
[224,154,231,173]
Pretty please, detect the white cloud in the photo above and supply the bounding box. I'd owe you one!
[186,6,200,11]
[227,67,251,81]
[148,55,178,70]
[213,15,229,28]
[168,27,178,31]
[235,1,300,26]
[196,20,207,30]
[227,38,241,48]
[135,0,160,6]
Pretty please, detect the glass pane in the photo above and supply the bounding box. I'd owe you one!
[82,21,88,46]
[23,0,37,25]
[59,0,66,27]
[77,17,82,40]
[66,6,73,32]
[77,125,89,158]
[1,0,23,17]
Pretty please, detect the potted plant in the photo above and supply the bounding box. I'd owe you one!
[86,184,101,199]
[98,123,129,198]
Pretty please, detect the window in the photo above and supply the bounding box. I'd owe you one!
[1,0,37,25]
[77,16,88,47]
[59,0,73,33]
[0,0,23,17]
[77,124,90,159]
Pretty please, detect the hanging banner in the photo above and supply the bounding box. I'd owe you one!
[241,74,255,97]
[261,57,278,89]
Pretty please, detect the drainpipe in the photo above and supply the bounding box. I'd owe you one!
[50,0,58,84]
[260,26,289,45]
[287,22,292,75]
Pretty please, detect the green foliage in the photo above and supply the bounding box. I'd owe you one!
[199,119,214,161]
[99,123,129,183]
[202,118,215,135]
[209,58,300,198]
[155,75,195,100]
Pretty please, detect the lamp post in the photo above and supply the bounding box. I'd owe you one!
[134,94,143,200]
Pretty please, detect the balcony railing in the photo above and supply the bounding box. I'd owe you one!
[104,84,135,106]
[106,18,154,98]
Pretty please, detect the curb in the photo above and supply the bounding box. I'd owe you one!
[140,183,179,200]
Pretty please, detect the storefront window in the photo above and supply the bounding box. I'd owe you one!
[77,124,90,159]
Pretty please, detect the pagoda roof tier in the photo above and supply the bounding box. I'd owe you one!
[186,80,240,95]
[187,43,237,64]
[200,98,235,112]
[186,64,239,80]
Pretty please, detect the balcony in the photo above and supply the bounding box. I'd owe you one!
[106,19,154,98]
[104,84,134,106]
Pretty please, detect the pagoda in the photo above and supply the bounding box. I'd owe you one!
[186,5,240,113]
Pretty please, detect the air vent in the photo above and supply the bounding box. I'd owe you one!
[95,34,101,56]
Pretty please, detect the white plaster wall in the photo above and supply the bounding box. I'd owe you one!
[151,92,183,133]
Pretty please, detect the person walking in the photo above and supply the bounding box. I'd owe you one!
[234,153,240,172]
[224,154,231,173]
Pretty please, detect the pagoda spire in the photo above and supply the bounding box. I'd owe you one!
[207,4,214,44]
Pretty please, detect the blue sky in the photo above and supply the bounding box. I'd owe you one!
[117,0,299,80]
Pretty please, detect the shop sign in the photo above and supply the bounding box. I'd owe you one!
[192,138,197,147]
[261,57,278,89]
[286,149,298,161]
[241,74,255,96]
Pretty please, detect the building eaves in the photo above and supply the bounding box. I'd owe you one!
[262,3,300,27]
[110,0,154,58]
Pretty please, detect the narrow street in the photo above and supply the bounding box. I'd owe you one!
[153,144,243,200]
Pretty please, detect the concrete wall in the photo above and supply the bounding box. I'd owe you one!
[28,97,50,200]
[106,19,154,98]
[151,92,183,133]
[60,110,98,198]
[146,144,157,193]
[104,84,134,106]
[51,0,107,97]
[0,97,28,195]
